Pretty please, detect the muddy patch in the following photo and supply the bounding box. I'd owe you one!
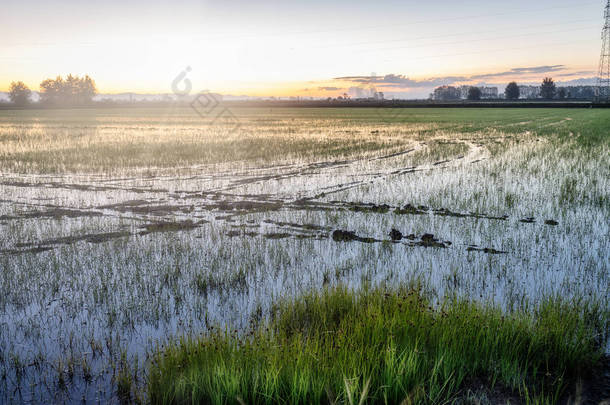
[409,233,450,248]
[0,208,103,221]
[262,220,333,232]
[395,204,428,215]
[434,208,508,221]
[226,230,259,238]
[467,246,507,255]
[211,200,283,213]
[348,203,391,214]
[1,246,55,255]
[372,148,416,161]
[3,231,131,255]
[263,233,292,240]
[389,229,403,241]
[100,200,194,216]
[139,220,204,236]
[0,180,159,194]
[331,230,378,244]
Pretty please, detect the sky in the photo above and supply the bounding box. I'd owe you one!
[0,0,605,98]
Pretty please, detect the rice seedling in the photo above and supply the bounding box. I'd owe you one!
[147,285,608,404]
[0,107,607,403]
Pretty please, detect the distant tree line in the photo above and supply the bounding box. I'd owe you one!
[40,75,97,105]
[7,75,97,106]
[506,78,582,100]
[505,78,557,100]
[435,78,596,101]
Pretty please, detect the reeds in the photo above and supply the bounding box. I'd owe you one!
[148,285,607,404]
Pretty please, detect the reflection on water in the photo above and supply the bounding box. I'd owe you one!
[0,110,608,403]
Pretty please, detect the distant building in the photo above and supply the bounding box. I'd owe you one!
[433,86,461,101]
[518,86,541,99]
[442,84,598,101]
[514,85,596,100]
[458,86,470,100]
[480,87,498,99]
[373,91,384,100]
[558,86,597,100]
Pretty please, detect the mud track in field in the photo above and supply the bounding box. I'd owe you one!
[0,139,557,256]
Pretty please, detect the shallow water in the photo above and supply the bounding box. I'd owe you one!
[0,108,608,403]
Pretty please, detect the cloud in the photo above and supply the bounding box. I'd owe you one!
[470,65,566,80]
[334,74,467,88]
[317,86,343,91]
[557,77,598,86]
[335,65,572,90]
[556,71,596,77]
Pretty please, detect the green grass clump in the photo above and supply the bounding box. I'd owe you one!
[147,286,606,404]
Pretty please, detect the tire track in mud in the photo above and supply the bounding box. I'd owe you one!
[298,140,488,201]
[1,196,554,257]
[175,143,424,195]
[0,179,168,194]
[0,138,465,203]
[0,139,554,257]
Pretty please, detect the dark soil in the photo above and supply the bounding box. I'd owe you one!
[139,220,203,235]
[467,246,508,254]
[331,230,378,243]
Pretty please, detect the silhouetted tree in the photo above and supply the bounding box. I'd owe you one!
[433,86,461,101]
[40,76,65,105]
[540,78,556,100]
[467,87,482,100]
[8,81,32,106]
[558,88,566,99]
[505,82,520,100]
[40,75,97,105]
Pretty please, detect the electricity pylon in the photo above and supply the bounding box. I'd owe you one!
[597,0,610,101]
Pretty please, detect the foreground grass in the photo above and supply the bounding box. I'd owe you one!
[148,286,607,404]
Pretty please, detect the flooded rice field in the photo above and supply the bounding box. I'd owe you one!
[0,107,608,403]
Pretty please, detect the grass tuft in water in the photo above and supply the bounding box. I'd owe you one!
[148,285,607,404]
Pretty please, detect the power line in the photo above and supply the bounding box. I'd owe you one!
[313,18,598,51]
[3,18,597,55]
[22,0,588,45]
[1,2,599,49]
[358,25,595,54]
[369,39,591,65]
[199,0,600,41]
